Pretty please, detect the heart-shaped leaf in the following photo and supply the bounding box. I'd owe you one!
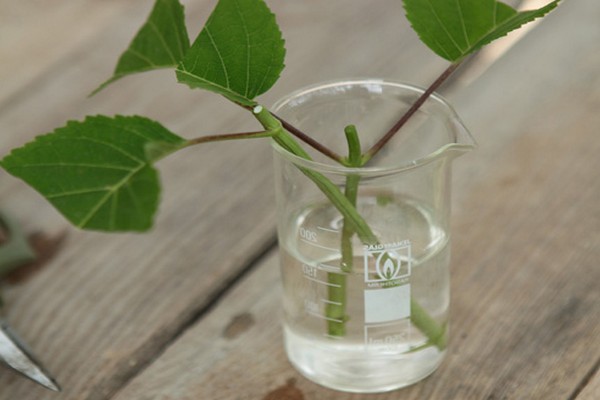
[0,116,186,232]
[92,0,190,95]
[404,0,560,62]
[176,0,286,106]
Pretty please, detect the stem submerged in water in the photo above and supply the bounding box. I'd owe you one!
[411,299,447,350]
[254,108,446,350]
[326,125,362,336]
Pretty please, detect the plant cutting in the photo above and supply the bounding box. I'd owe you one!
[0,0,560,393]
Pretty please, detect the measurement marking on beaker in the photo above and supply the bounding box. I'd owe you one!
[307,311,343,323]
[304,275,342,288]
[323,334,343,340]
[317,263,342,272]
[299,238,338,251]
[320,298,343,306]
[317,226,339,233]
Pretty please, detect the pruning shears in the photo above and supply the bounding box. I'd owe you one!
[0,211,61,392]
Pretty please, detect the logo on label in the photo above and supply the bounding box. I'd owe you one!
[364,241,411,284]
[376,252,401,281]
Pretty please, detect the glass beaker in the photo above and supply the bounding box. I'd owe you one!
[272,79,475,393]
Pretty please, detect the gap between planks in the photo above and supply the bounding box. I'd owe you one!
[102,234,278,400]
[568,358,600,400]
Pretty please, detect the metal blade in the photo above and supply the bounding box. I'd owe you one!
[0,319,60,392]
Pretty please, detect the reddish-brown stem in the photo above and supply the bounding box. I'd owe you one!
[363,63,461,162]
[186,130,272,146]
[238,63,459,165]
[272,113,344,163]
[239,104,343,163]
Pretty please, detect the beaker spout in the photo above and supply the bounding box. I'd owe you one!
[444,116,477,158]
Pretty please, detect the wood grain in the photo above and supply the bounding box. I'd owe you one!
[576,369,600,400]
[110,0,600,399]
[0,1,146,109]
[0,1,449,399]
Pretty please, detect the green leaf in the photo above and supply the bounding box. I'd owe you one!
[92,0,190,95]
[0,116,186,232]
[403,0,560,62]
[176,0,286,106]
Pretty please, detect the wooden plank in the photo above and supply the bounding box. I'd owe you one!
[576,370,600,400]
[0,0,146,105]
[0,1,449,399]
[111,251,296,400]
[110,0,600,399]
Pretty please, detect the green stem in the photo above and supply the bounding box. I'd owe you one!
[411,299,447,350]
[326,125,362,336]
[253,107,445,350]
[326,272,348,336]
[340,173,359,266]
[254,106,378,244]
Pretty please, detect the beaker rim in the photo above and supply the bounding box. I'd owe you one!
[271,79,476,176]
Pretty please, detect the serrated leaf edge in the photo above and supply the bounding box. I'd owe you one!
[404,0,561,62]
[470,1,560,56]
[176,0,285,106]
[0,115,184,232]
[90,0,190,96]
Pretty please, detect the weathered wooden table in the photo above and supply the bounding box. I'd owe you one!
[0,1,598,399]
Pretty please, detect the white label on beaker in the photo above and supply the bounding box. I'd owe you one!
[364,284,411,323]
[363,241,411,331]
[363,241,411,284]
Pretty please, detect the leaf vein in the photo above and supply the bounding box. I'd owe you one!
[431,37,453,59]
[46,188,110,199]
[110,187,118,230]
[108,121,163,143]
[148,20,178,64]
[13,162,134,171]
[493,2,498,25]
[124,180,144,220]
[233,0,251,97]
[45,140,71,195]
[177,69,250,104]
[166,2,186,59]
[204,27,231,89]
[424,0,466,53]
[255,42,275,96]
[73,137,145,165]
[456,0,470,47]
[124,48,160,68]
[78,165,144,228]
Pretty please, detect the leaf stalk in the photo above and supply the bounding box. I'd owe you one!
[272,113,345,164]
[185,130,274,147]
[363,62,461,162]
